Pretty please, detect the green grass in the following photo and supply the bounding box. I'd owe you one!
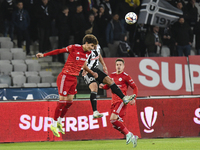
[1,138,200,150]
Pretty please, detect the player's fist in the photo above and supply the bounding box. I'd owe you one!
[92,72,98,79]
[36,53,44,58]
[99,83,104,89]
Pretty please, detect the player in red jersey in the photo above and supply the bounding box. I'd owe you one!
[99,58,139,147]
[36,34,98,137]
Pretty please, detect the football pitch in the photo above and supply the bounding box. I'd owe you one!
[1,137,199,150]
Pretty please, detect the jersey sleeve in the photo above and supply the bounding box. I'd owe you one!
[126,75,138,98]
[43,48,67,57]
[66,45,74,53]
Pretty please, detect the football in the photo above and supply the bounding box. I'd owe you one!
[125,12,137,24]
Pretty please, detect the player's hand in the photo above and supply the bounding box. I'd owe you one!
[99,83,104,89]
[36,53,44,58]
[92,72,98,79]
[130,99,136,105]
[82,70,88,76]
[103,66,108,74]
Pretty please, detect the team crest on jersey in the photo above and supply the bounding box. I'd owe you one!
[63,91,67,95]
[76,57,80,60]
[77,52,80,54]
[119,78,122,81]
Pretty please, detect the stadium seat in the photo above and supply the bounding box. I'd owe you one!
[0,51,12,60]
[0,41,13,49]
[27,63,41,71]
[0,63,13,75]
[12,51,26,60]
[51,82,57,87]
[0,37,11,42]
[11,60,25,64]
[24,71,38,77]
[0,60,10,64]
[0,83,9,88]
[23,83,37,88]
[41,75,55,83]
[12,75,26,87]
[25,59,39,64]
[13,63,27,72]
[27,75,40,83]
[39,71,53,77]
[10,71,24,77]
[0,48,10,53]
[0,75,11,86]
[37,83,51,87]
[10,48,23,53]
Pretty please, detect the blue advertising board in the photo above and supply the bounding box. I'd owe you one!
[0,88,59,101]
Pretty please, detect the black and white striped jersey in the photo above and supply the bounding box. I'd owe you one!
[86,44,101,69]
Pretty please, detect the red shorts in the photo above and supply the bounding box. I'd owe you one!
[110,101,127,120]
[57,72,77,96]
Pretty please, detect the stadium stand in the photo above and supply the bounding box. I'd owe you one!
[0,75,11,86]
[0,51,12,60]
[41,75,55,83]
[11,60,25,64]
[27,75,40,84]
[0,63,12,75]
[27,63,41,72]
[24,71,38,77]
[0,60,10,64]
[51,82,57,87]
[12,51,26,60]
[37,83,51,87]
[13,63,27,72]
[12,75,26,87]
[0,83,9,88]
[10,48,23,53]
[10,71,24,77]
[23,83,37,88]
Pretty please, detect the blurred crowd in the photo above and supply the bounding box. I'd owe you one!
[0,0,200,60]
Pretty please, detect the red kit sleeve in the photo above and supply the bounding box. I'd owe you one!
[43,48,67,57]
[127,75,138,98]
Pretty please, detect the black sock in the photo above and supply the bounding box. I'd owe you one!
[110,83,125,99]
[90,92,97,112]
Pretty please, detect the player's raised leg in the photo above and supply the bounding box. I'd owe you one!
[103,76,135,104]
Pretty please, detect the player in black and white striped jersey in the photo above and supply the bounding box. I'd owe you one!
[81,44,136,119]
[80,44,108,118]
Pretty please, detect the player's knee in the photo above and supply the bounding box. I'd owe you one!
[103,76,114,85]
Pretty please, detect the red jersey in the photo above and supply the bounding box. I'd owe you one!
[103,71,138,104]
[44,44,91,76]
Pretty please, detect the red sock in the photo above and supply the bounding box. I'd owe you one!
[111,119,129,135]
[54,100,67,121]
[60,101,73,118]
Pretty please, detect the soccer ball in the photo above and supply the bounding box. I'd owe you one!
[125,12,137,25]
